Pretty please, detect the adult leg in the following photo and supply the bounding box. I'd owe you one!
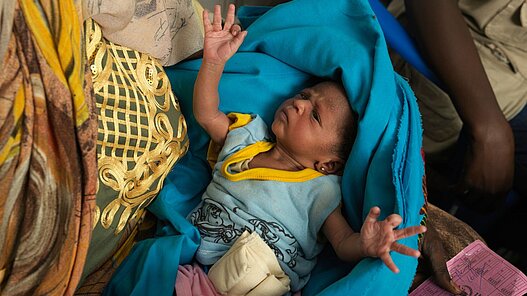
[510,105,527,198]
[482,104,527,273]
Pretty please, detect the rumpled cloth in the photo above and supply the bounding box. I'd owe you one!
[0,0,97,295]
[175,264,220,296]
[0,0,16,68]
[83,0,204,66]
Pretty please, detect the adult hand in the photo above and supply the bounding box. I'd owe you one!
[412,204,483,295]
[413,221,464,295]
[455,120,514,212]
[202,4,247,65]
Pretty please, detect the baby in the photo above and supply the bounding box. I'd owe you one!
[188,4,426,292]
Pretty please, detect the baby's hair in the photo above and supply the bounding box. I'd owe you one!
[334,108,358,162]
[322,80,357,162]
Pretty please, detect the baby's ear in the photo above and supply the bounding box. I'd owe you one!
[317,159,345,176]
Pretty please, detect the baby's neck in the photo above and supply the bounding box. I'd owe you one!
[249,146,305,171]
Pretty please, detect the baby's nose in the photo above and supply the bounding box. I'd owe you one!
[293,98,308,114]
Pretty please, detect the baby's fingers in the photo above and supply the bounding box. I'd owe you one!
[365,206,381,224]
[230,29,247,48]
[203,10,212,33]
[230,24,242,36]
[395,225,427,240]
[385,214,402,228]
[380,252,399,274]
[224,4,235,31]
[391,242,421,257]
[213,5,222,31]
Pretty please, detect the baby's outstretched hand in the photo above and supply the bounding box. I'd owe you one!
[202,4,247,65]
[360,206,426,273]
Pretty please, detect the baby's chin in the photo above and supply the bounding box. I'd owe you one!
[270,119,279,134]
[271,111,281,126]
[270,120,285,141]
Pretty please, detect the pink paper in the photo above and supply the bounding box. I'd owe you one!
[447,240,527,296]
[409,279,453,296]
[410,240,527,296]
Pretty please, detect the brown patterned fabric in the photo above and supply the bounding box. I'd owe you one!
[0,1,97,295]
[411,203,484,291]
[425,204,484,258]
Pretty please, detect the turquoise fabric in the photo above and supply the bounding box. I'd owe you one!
[104,0,425,294]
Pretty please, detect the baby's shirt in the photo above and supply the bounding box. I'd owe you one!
[188,113,342,291]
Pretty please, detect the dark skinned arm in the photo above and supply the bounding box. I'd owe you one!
[405,0,514,211]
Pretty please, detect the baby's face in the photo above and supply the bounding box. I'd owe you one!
[271,82,351,167]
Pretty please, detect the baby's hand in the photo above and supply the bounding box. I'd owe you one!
[360,206,426,273]
[202,4,247,65]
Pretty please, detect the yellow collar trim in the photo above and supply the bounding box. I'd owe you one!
[221,141,323,182]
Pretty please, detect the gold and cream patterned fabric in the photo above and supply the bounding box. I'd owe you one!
[81,18,189,280]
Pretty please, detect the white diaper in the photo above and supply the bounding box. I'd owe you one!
[208,231,290,296]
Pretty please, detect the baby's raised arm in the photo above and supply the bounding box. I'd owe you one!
[193,4,247,145]
[323,205,426,273]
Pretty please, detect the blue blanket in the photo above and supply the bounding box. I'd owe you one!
[103,0,425,295]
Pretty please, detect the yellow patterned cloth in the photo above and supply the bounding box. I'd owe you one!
[78,18,189,287]
[0,0,97,295]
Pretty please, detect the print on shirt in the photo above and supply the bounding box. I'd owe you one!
[248,219,301,269]
[190,199,244,244]
[191,198,301,268]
